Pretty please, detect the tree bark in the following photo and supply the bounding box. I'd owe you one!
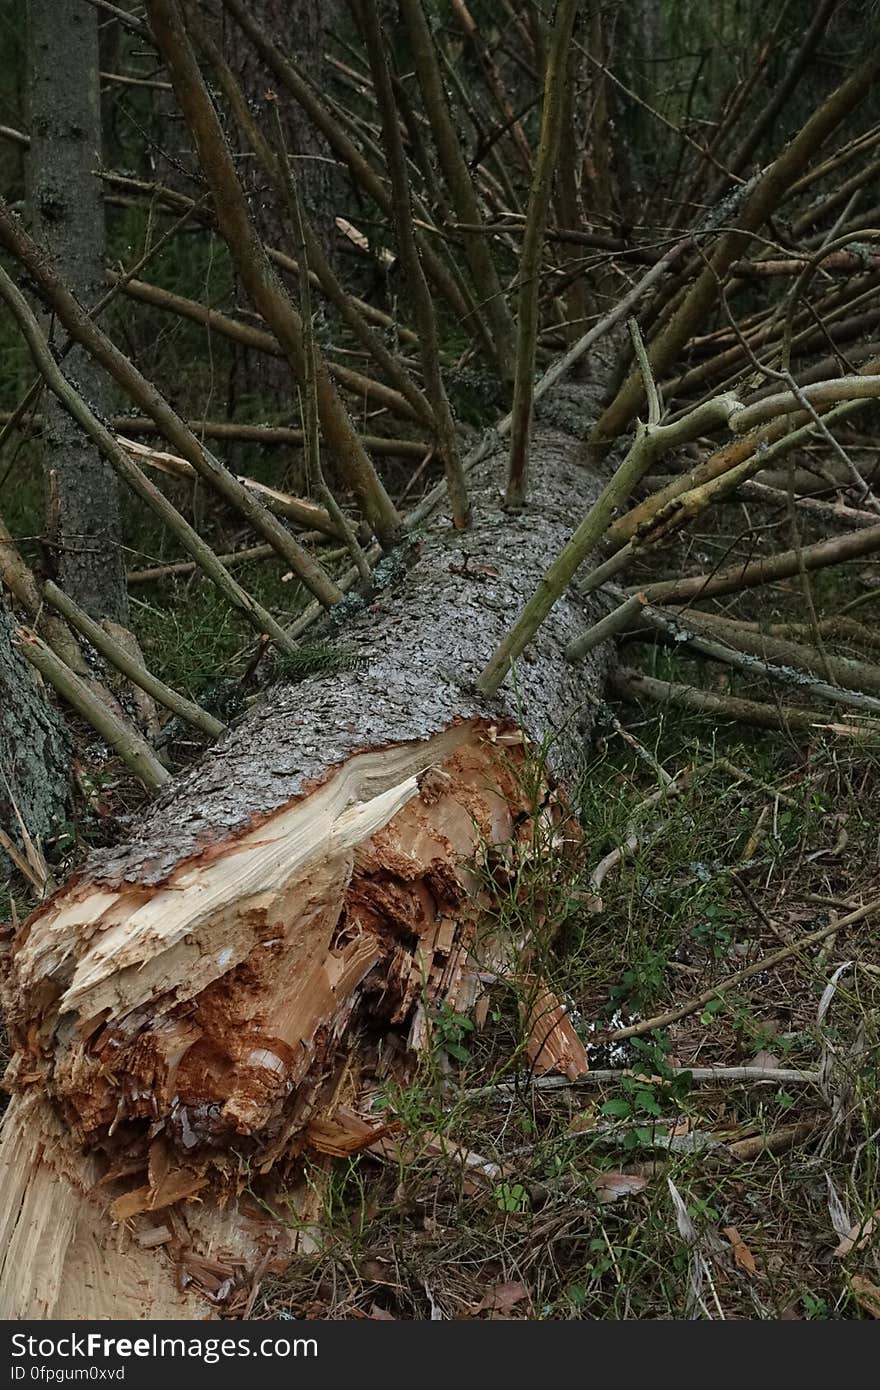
[0,608,69,875]
[0,399,609,1319]
[227,0,342,405]
[27,0,127,624]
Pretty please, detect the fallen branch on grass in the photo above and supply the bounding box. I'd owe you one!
[609,597,880,717]
[612,666,871,735]
[468,1066,822,1101]
[605,897,880,1042]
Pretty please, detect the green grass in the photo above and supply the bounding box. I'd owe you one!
[252,698,880,1321]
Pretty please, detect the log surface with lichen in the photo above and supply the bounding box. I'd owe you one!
[0,390,610,1318]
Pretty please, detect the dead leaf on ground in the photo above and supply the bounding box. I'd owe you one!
[367,1303,396,1320]
[848,1274,880,1318]
[477,1281,529,1315]
[750,1050,781,1071]
[567,1110,597,1135]
[722,1225,758,1275]
[833,1211,878,1257]
[360,1258,395,1285]
[594,1171,648,1204]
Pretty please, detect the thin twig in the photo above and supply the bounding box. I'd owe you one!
[468,1066,822,1101]
[505,0,578,508]
[359,0,470,527]
[15,629,170,792]
[606,897,880,1041]
[42,581,226,740]
[268,100,372,585]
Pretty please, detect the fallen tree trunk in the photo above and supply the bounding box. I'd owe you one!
[0,408,609,1318]
[0,607,69,880]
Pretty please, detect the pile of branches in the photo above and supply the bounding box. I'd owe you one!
[1,1,879,771]
[2,0,880,1318]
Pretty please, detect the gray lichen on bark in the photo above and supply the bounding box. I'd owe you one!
[0,608,69,871]
[87,400,611,888]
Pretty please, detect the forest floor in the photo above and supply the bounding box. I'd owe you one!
[251,691,880,1321]
[3,444,880,1321]
[251,482,880,1322]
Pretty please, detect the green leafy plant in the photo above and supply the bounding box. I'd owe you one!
[700,996,725,1027]
[494,1181,530,1213]
[432,1005,475,1064]
[598,1039,693,1149]
[802,1293,830,1320]
[691,901,738,960]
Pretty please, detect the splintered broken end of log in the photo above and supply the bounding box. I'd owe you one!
[0,413,612,1319]
[0,716,588,1317]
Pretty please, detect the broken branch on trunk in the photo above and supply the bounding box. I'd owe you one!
[478,391,742,696]
[610,363,880,547]
[15,629,169,792]
[117,439,345,541]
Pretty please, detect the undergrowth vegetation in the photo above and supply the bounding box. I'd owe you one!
[252,703,880,1320]
[3,0,880,1322]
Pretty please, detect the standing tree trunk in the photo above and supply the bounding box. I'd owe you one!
[27,0,127,624]
[228,0,341,406]
[272,0,341,268]
[0,394,610,1319]
[0,608,69,875]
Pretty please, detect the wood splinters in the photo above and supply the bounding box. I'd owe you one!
[523,980,590,1080]
[0,429,612,1318]
[0,727,561,1315]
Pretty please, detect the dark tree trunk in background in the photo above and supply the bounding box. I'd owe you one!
[229,0,341,407]
[602,0,658,228]
[27,0,127,624]
[275,0,341,267]
[0,608,69,871]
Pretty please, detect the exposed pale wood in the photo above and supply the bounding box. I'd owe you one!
[0,413,610,1319]
[0,1096,206,1319]
[523,981,590,1079]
